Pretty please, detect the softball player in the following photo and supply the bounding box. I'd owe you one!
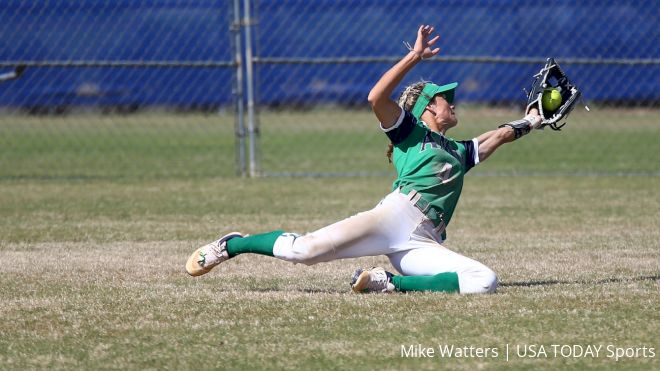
[186,25,542,294]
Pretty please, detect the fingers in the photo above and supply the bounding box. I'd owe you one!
[418,25,436,35]
[420,25,434,35]
[428,35,440,46]
[415,24,441,58]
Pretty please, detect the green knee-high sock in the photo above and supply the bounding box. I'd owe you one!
[226,230,284,257]
[391,272,460,293]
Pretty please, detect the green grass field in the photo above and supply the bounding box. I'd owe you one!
[0,108,658,370]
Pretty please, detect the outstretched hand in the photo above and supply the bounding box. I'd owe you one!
[412,25,441,59]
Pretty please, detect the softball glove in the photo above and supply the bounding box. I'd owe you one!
[526,58,585,130]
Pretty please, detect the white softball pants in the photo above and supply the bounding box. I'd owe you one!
[273,189,497,294]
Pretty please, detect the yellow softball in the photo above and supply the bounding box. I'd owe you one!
[542,88,562,111]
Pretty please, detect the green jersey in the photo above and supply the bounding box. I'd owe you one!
[383,109,479,241]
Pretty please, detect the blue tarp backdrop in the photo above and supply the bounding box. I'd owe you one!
[0,1,657,109]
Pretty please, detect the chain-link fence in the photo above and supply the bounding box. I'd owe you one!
[1,1,658,180]
[0,1,240,180]
[250,0,659,177]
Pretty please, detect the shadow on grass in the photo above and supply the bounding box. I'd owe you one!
[500,275,660,288]
[301,288,347,294]
[217,276,659,294]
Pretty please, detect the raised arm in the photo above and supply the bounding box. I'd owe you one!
[367,25,440,128]
[477,107,542,162]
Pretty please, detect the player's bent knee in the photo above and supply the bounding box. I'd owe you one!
[481,268,498,294]
[459,267,498,294]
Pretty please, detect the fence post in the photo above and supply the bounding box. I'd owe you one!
[232,0,246,177]
[243,0,259,177]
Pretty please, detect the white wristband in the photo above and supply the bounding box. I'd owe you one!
[524,114,543,129]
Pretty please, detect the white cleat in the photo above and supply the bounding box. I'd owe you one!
[351,266,395,293]
[185,232,243,276]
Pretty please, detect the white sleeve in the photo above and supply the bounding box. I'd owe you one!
[380,107,405,133]
[471,138,480,166]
